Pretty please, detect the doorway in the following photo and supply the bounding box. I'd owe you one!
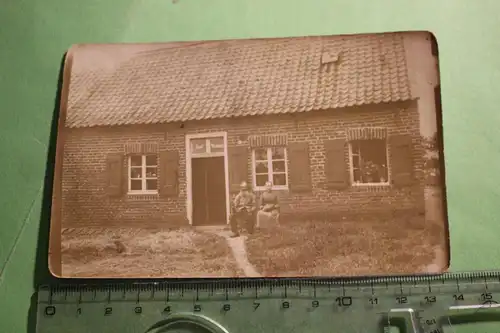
[191,156,227,226]
[186,133,230,226]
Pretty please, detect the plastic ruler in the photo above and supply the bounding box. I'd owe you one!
[35,271,500,333]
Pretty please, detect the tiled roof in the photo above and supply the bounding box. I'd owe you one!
[65,33,413,128]
[67,70,101,111]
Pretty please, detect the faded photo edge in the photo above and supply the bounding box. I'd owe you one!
[49,30,450,279]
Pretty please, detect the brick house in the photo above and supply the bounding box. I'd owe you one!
[61,33,433,228]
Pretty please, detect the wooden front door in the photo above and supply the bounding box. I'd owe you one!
[191,156,227,226]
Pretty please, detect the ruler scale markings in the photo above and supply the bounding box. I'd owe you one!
[35,272,500,333]
[48,289,53,305]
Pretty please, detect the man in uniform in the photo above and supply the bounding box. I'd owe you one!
[229,181,257,237]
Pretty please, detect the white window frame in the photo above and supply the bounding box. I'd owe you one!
[251,147,289,191]
[128,154,159,194]
[189,136,225,158]
[348,139,390,187]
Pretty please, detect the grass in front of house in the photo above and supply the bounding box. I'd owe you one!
[61,228,241,278]
[245,216,446,277]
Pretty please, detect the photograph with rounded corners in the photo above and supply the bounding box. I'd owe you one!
[48,30,449,278]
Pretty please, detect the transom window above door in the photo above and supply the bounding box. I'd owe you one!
[128,154,158,194]
[190,136,224,156]
[252,147,288,190]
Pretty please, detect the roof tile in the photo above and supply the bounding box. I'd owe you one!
[66,33,413,128]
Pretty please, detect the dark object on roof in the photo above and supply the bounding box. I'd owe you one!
[66,33,413,128]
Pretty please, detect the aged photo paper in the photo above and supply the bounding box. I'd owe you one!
[49,31,449,278]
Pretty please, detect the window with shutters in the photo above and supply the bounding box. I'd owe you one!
[128,154,158,194]
[252,147,288,190]
[348,139,389,185]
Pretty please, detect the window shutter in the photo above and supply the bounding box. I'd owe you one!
[389,135,414,187]
[159,150,179,197]
[106,154,124,197]
[324,139,349,190]
[228,146,248,193]
[288,142,312,192]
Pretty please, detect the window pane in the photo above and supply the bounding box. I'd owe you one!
[256,175,268,187]
[271,147,285,160]
[273,173,287,186]
[130,179,142,191]
[358,139,388,183]
[358,139,387,164]
[146,179,157,191]
[272,160,286,172]
[130,167,142,179]
[254,148,267,161]
[145,155,157,166]
[146,167,157,178]
[130,155,142,166]
[209,137,224,153]
[191,139,206,154]
[350,142,360,155]
[352,155,360,169]
[353,169,362,183]
[379,166,388,183]
[255,161,268,173]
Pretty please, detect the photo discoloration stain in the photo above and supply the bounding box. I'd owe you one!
[49,31,449,278]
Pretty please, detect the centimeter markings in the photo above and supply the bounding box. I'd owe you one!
[36,271,500,333]
[38,271,500,306]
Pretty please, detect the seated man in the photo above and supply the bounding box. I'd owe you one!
[229,181,257,237]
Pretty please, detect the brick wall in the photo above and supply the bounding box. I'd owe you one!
[60,100,425,227]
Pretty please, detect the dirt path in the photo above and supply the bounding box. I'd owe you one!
[199,227,261,277]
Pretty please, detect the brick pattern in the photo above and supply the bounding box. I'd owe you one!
[248,134,288,147]
[60,102,425,227]
[346,127,387,140]
[124,142,158,154]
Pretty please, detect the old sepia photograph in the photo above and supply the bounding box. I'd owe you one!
[49,31,449,278]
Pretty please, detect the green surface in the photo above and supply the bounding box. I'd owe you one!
[1,0,500,331]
